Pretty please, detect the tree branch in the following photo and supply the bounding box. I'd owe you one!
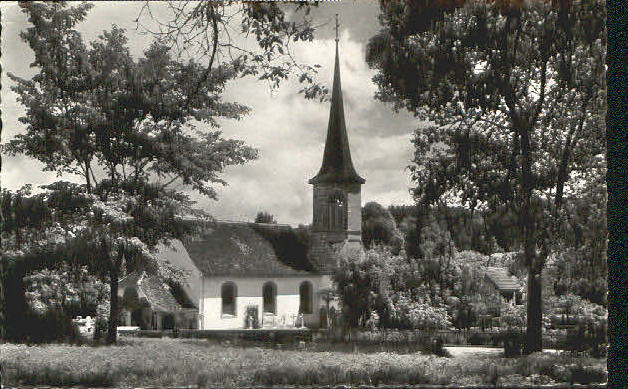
[160,174,182,191]
[186,2,220,112]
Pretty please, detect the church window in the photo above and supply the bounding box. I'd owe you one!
[221,282,237,316]
[262,281,277,314]
[327,191,347,230]
[299,281,313,314]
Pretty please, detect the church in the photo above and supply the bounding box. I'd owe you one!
[118,34,365,331]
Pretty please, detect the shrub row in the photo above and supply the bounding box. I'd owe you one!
[124,327,605,357]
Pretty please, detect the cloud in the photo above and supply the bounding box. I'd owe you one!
[1,1,418,226]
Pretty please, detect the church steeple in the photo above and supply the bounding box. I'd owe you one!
[309,15,365,186]
[308,16,364,274]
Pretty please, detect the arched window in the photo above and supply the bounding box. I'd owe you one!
[262,281,277,314]
[221,282,237,316]
[299,281,313,314]
[327,190,347,230]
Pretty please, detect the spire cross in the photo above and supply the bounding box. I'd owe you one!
[335,14,339,43]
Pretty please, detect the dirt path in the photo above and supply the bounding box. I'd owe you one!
[445,345,503,357]
[445,345,561,358]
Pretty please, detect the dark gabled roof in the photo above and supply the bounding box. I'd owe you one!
[181,221,315,277]
[309,41,364,185]
[484,267,522,292]
[119,272,186,312]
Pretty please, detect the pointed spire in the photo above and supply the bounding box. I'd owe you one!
[309,15,365,185]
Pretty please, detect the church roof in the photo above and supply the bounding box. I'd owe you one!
[309,40,365,185]
[119,272,186,312]
[181,221,316,277]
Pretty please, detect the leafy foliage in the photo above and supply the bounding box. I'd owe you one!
[367,0,606,352]
[390,204,511,258]
[332,246,454,332]
[136,2,327,101]
[24,264,108,316]
[6,3,257,196]
[389,293,451,330]
[254,211,277,224]
[500,303,527,332]
[332,248,390,330]
[361,202,404,254]
[2,2,264,343]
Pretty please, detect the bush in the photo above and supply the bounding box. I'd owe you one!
[569,364,607,384]
[562,322,607,357]
[390,294,452,330]
[93,316,108,340]
[467,331,492,345]
[500,303,526,331]
[19,308,83,344]
[509,352,607,385]
[313,330,450,356]
[501,331,525,357]
[428,336,447,356]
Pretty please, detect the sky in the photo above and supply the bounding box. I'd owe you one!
[1,1,419,226]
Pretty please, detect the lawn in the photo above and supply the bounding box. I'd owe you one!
[0,338,607,387]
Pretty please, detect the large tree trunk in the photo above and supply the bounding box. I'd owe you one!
[106,266,119,345]
[106,248,124,345]
[520,126,543,353]
[525,268,543,353]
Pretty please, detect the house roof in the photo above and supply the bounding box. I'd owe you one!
[119,272,186,312]
[309,40,364,185]
[181,221,316,277]
[484,267,521,292]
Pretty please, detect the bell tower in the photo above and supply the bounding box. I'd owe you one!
[309,15,365,273]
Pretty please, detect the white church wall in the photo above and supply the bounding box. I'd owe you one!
[199,275,331,330]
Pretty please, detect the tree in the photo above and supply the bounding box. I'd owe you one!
[417,218,457,303]
[24,263,108,317]
[254,211,277,224]
[3,2,262,343]
[362,202,404,254]
[333,246,408,337]
[1,183,109,341]
[546,155,607,306]
[389,203,509,258]
[136,1,327,101]
[367,0,605,353]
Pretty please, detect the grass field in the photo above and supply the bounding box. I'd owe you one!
[0,338,607,387]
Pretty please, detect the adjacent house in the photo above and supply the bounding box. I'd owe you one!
[118,272,197,330]
[118,37,365,331]
[484,266,524,306]
[471,266,524,330]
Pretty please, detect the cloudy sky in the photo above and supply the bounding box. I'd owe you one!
[1,1,419,226]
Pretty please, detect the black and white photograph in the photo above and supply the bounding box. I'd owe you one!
[1,0,621,387]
